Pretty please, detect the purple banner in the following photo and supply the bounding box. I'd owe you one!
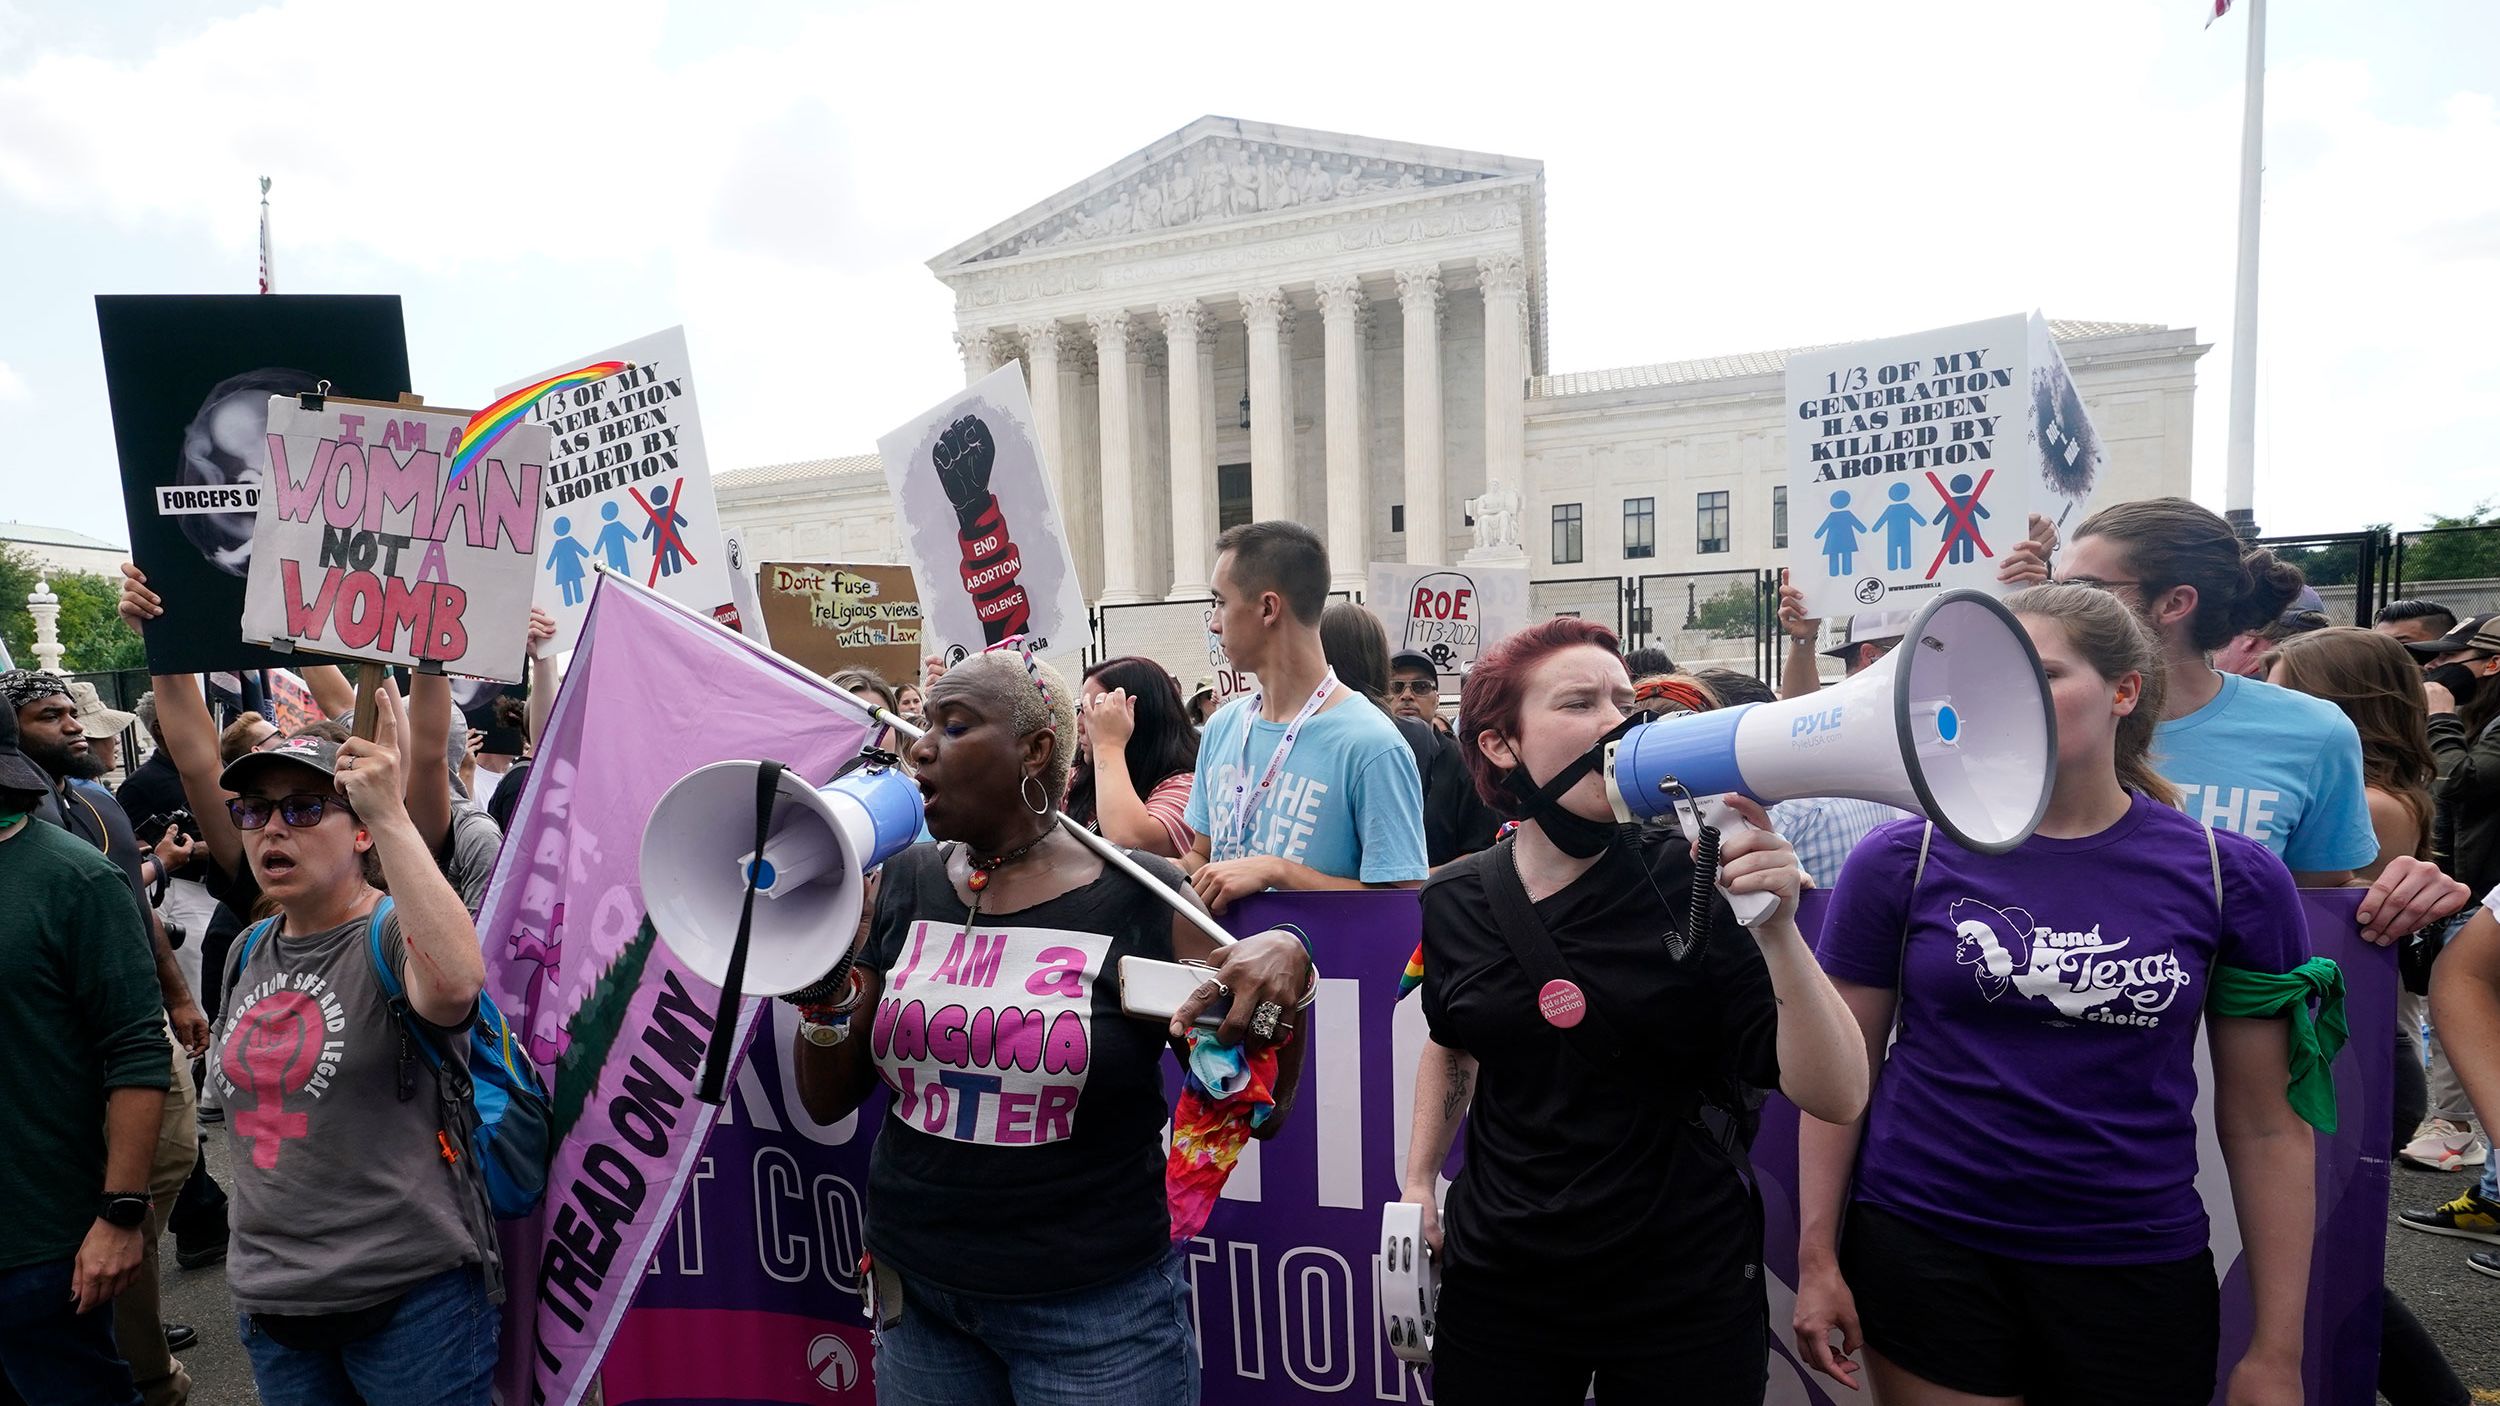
[599,889,2390,1406]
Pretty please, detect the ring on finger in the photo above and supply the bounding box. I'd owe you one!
[1249,1000,1286,1041]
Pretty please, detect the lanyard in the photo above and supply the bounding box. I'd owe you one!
[1217,670,1338,861]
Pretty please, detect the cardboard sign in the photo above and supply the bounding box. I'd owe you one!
[755,561,924,682]
[1785,312,2102,618]
[1365,561,1530,679]
[876,364,1088,663]
[240,398,548,681]
[97,294,412,674]
[500,327,735,655]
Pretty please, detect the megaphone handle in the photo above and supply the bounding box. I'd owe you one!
[1694,795,1778,928]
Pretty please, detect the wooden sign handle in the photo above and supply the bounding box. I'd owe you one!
[350,663,388,741]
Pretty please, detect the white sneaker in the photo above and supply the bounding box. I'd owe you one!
[2400,1119,2488,1172]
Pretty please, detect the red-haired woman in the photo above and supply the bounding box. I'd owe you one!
[1400,617,1868,1404]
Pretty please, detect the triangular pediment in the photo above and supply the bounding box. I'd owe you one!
[932,116,1538,270]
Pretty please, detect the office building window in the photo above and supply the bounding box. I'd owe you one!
[1623,497,1656,560]
[1772,486,1788,549]
[1552,502,1583,564]
[1697,490,1730,554]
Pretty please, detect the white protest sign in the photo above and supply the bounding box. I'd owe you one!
[720,528,769,647]
[1203,606,1253,705]
[1365,561,1530,679]
[1785,312,2102,618]
[876,364,1088,663]
[242,398,547,681]
[501,327,735,654]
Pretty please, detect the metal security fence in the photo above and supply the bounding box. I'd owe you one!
[1527,576,1626,639]
[1629,569,1779,681]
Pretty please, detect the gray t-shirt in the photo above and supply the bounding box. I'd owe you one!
[212,906,477,1314]
[441,806,503,915]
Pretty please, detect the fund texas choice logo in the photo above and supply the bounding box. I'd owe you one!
[1949,897,2191,1028]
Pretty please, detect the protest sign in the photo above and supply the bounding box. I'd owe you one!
[756,562,924,681]
[594,888,2389,1406]
[877,364,1088,663]
[97,294,411,674]
[1365,561,1529,680]
[1204,605,1253,705]
[721,529,769,646]
[472,572,877,1406]
[501,327,736,655]
[240,397,547,682]
[1785,312,2103,619]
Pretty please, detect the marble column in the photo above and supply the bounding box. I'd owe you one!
[954,328,1000,387]
[1395,265,1446,566]
[1161,300,1217,599]
[1239,288,1294,521]
[1088,311,1145,604]
[1473,253,1532,563]
[1315,273,1371,592]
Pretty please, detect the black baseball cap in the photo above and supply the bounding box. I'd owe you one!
[220,733,344,793]
[1390,650,1439,676]
[0,692,50,797]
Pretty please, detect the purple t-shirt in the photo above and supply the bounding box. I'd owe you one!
[1816,793,2308,1264]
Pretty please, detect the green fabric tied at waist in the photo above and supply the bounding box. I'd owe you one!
[2208,957,2348,1133]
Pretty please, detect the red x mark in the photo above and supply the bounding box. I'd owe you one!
[1924,469,1996,580]
[628,478,698,586]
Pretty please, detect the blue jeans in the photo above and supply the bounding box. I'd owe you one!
[874,1250,1198,1406]
[2482,1155,2499,1204]
[240,1265,496,1406]
[0,1258,139,1406]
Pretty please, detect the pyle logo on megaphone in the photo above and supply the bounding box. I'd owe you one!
[1603,587,2053,866]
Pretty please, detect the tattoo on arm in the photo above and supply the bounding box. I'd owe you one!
[1440,1051,1474,1122]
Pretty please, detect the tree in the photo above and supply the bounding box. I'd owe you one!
[1691,579,1762,640]
[0,551,146,672]
[2400,502,2500,588]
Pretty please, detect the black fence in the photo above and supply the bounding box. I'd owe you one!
[2262,524,2500,627]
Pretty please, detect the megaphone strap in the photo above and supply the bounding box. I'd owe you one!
[698,760,788,1105]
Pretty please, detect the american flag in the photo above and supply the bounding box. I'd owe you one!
[2206,0,2231,27]
[257,176,273,293]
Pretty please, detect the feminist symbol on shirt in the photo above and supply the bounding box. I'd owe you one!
[224,989,331,1169]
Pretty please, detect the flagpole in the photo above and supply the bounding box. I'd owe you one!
[257,176,274,294]
[2223,0,2265,537]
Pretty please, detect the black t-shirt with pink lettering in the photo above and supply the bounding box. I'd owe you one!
[860,841,1182,1296]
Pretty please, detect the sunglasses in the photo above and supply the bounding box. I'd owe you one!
[1386,681,1439,696]
[227,792,355,831]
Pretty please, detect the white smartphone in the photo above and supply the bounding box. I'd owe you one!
[1117,956,1231,1028]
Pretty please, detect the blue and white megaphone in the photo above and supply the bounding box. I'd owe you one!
[641,756,925,997]
[1604,588,2056,921]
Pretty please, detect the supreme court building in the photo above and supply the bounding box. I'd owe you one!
[719,116,2207,641]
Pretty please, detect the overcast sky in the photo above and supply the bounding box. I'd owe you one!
[2,0,2492,551]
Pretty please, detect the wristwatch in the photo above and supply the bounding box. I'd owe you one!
[99,1193,150,1229]
[800,1016,851,1048]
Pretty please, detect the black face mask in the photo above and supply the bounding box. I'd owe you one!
[2426,662,2482,709]
[1501,714,1643,859]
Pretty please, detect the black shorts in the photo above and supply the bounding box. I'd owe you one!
[1429,1262,1767,1406]
[1841,1203,2220,1406]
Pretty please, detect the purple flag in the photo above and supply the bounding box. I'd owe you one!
[475,572,875,1406]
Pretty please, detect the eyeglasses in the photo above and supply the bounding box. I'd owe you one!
[227,792,354,831]
[1386,681,1439,697]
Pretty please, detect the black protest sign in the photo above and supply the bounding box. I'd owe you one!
[96,295,411,674]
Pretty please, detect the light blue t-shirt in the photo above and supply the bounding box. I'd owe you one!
[1184,693,1429,884]
[2153,671,2378,874]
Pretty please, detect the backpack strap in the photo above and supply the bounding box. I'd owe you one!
[2205,823,2224,917]
[1890,823,1936,1037]
[1479,836,1627,1065]
[223,914,281,1015]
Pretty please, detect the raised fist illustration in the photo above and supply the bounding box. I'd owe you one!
[934,415,998,533]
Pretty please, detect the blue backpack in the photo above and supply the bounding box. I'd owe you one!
[232,897,552,1219]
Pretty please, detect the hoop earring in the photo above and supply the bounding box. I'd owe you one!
[1022,774,1051,816]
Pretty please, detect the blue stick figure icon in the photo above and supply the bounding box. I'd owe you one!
[1938,472,1994,566]
[1870,481,1931,571]
[640,485,693,579]
[544,515,592,607]
[1815,490,1869,577]
[591,500,637,574]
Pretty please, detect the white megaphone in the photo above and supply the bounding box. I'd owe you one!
[1604,588,2055,922]
[640,757,925,997]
